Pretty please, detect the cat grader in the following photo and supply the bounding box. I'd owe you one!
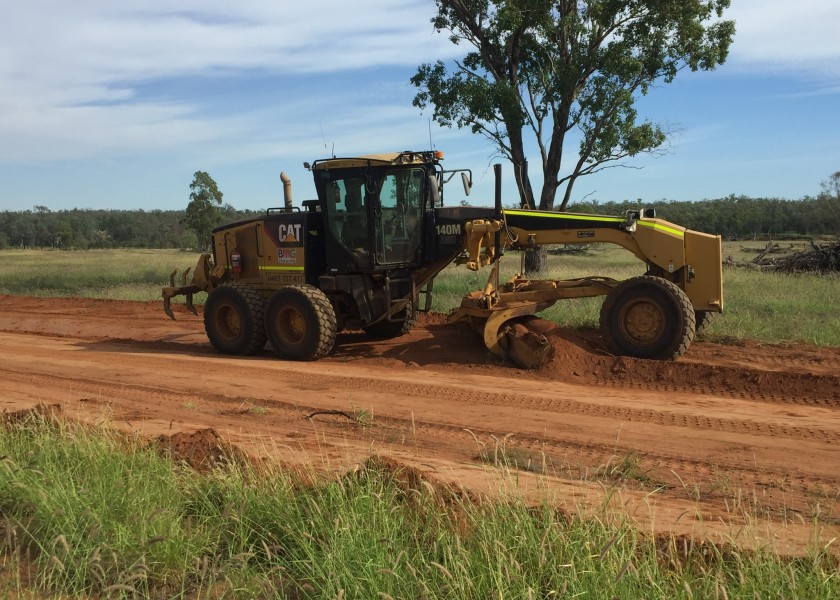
[162,151,722,368]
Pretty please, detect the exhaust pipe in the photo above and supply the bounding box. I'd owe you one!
[493,163,503,258]
[280,172,293,209]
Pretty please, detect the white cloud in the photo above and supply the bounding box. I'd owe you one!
[0,0,455,163]
[3,0,839,173]
[727,0,840,76]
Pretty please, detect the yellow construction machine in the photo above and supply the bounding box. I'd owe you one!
[163,151,722,368]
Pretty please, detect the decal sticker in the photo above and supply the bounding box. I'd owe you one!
[436,224,462,236]
[277,248,297,264]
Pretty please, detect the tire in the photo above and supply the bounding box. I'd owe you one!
[695,310,717,334]
[265,285,337,361]
[363,299,416,340]
[204,283,267,355]
[600,275,696,360]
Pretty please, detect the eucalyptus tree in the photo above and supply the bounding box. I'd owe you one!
[184,171,224,251]
[413,0,735,215]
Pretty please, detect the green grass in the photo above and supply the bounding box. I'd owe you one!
[1,417,837,599]
[0,248,200,301]
[717,268,840,345]
[2,244,839,346]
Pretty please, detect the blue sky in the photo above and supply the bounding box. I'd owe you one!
[1,0,838,212]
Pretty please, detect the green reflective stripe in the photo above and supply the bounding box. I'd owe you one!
[637,220,684,238]
[230,265,304,271]
[503,209,624,224]
[259,265,305,271]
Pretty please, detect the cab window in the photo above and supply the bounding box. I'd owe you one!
[325,176,368,256]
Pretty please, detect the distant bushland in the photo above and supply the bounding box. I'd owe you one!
[567,194,840,240]
[0,206,260,251]
[1,194,838,251]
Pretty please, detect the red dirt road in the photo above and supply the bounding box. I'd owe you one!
[1,294,839,555]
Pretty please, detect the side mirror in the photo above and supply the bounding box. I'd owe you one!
[461,172,472,196]
[428,175,441,207]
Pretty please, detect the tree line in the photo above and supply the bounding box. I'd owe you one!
[0,205,260,250]
[567,193,840,240]
[2,191,838,251]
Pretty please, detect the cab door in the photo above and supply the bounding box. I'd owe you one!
[322,174,372,272]
[374,168,424,266]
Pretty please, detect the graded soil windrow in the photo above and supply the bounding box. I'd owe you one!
[0,294,838,555]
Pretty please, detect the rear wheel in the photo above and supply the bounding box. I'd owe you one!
[265,285,337,360]
[204,283,266,355]
[600,275,696,359]
[363,300,416,339]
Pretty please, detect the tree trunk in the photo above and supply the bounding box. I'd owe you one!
[539,166,562,211]
[523,245,548,275]
[510,156,544,274]
[508,134,535,209]
[557,175,577,212]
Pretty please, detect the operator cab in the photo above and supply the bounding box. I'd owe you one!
[311,152,436,274]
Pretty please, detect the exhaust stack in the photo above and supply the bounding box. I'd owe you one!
[280,172,293,209]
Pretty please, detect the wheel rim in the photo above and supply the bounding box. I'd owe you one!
[214,303,242,341]
[619,298,665,345]
[275,306,307,346]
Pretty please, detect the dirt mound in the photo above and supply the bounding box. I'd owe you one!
[1,402,62,426]
[349,456,477,505]
[154,428,244,471]
[534,328,840,403]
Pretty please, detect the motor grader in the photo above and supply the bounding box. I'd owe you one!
[162,150,722,368]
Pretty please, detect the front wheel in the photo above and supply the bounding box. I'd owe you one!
[600,276,696,360]
[203,283,266,355]
[265,285,337,361]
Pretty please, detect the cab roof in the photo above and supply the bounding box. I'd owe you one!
[310,150,442,171]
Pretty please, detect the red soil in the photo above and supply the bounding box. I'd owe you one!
[1,294,838,555]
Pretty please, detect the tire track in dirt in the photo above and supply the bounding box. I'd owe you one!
[297,407,836,523]
[1,354,837,446]
[3,294,840,407]
[1,355,836,510]
[364,413,836,487]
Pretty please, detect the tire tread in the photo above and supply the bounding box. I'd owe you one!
[266,284,336,360]
[203,282,266,356]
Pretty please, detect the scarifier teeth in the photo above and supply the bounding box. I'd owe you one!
[186,294,197,315]
[181,267,192,286]
[168,269,178,287]
[163,297,175,320]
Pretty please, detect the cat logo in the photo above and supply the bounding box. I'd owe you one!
[278,223,303,246]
